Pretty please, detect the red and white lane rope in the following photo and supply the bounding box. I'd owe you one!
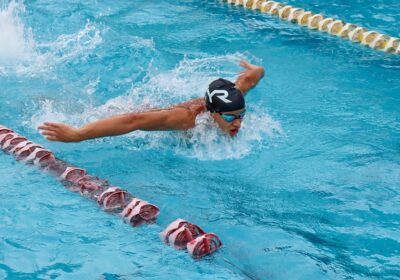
[160,219,222,258]
[225,0,400,54]
[0,125,222,259]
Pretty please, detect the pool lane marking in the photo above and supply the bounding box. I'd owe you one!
[0,125,222,259]
[223,0,400,54]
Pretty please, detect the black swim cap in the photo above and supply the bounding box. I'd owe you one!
[205,78,245,113]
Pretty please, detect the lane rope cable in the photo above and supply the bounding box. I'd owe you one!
[224,0,400,54]
[0,125,222,259]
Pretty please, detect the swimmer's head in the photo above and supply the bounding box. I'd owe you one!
[205,79,245,113]
[205,78,245,137]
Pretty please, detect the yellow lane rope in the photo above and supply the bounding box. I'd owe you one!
[224,0,400,54]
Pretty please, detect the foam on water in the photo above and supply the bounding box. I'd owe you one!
[175,110,282,160]
[3,0,400,278]
[30,54,282,160]
[15,22,102,77]
[0,1,34,61]
[0,1,102,77]
[35,22,102,63]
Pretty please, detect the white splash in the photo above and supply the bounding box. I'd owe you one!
[0,0,103,77]
[175,110,283,160]
[30,54,283,160]
[15,22,102,76]
[130,36,155,52]
[85,77,100,96]
[29,99,70,127]
[36,22,102,62]
[0,1,34,61]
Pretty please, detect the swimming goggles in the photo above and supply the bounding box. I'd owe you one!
[219,110,246,122]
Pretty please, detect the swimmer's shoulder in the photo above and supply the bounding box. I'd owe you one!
[174,98,206,115]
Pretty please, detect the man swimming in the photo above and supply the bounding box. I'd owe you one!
[38,60,264,141]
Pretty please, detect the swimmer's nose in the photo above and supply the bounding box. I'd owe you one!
[232,119,241,128]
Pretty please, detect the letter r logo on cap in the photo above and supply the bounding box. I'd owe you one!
[206,89,232,103]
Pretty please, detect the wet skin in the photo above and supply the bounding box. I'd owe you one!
[38,60,264,142]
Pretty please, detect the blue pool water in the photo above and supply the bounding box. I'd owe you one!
[1,0,399,279]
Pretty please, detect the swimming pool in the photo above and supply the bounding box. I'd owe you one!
[1,0,399,278]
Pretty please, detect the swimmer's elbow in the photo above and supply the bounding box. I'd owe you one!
[248,66,264,89]
[258,66,265,78]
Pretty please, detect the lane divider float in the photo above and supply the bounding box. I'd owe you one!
[224,0,400,54]
[0,125,222,259]
[160,219,222,258]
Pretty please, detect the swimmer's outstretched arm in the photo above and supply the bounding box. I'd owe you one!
[38,108,195,142]
[235,60,265,96]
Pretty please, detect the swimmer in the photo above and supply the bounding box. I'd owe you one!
[38,60,264,141]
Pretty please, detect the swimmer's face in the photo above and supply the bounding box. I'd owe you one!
[211,108,245,137]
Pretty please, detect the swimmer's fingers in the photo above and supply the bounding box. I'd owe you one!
[38,124,63,142]
[38,122,61,129]
[38,122,54,128]
[40,130,63,142]
[38,127,57,134]
[43,122,59,127]
[239,60,261,71]
[45,136,59,141]
[239,60,251,69]
[38,123,69,134]
[38,122,81,142]
[45,134,72,142]
[41,130,58,137]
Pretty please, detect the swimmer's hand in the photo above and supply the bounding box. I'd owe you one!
[239,60,265,76]
[239,60,256,70]
[38,122,83,142]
